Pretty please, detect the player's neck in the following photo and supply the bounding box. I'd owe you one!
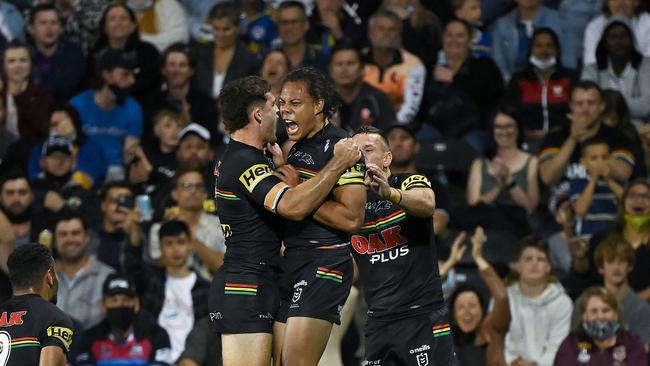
[305,119,328,139]
[12,288,41,298]
[390,162,417,175]
[231,128,265,150]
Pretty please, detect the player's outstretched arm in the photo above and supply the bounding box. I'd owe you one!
[313,184,366,233]
[40,346,67,366]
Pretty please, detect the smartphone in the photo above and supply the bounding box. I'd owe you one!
[117,195,134,209]
[136,194,153,221]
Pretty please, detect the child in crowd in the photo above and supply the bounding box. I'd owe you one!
[142,109,184,187]
[453,0,491,57]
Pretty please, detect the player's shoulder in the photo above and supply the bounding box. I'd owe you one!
[390,173,432,190]
[324,123,351,141]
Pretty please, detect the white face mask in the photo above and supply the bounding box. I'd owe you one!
[529,55,557,70]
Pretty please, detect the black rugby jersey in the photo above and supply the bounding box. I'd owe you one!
[284,123,365,249]
[351,173,445,319]
[215,140,287,263]
[0,294,74,366]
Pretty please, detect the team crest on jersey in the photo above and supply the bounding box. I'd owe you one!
[292,288,302,303]
[415,353,429,366]
[239,164,273,192]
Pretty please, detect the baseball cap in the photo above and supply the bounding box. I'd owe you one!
[385,123,417,140]
[102,273,136,297]
[98,49,138,72]
[178,123,211,143]
[41,135,73,156]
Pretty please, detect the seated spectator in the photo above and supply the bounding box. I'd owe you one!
[554,287,648,365]
[362,9,425,125]
[582,18,650,126]
[420,18,503,154]
[465,106,539,236]
[260,49,290,97]
[148,169,225,279]
[129,0,189,52]
[570,138,623,236]
[126,220,210,364]
[50,0,110,54]
[88,3,161,102]
[0,171,39,246]
[27,104,108,188]
[142,42,219,149]
[142,109,182,189]
[75,273,172,366]
[275,1,329,72]
[71,49,143,181]
[31,136,98,226]
[506,27,578,152]
[453,0,492,57]
[329,43,396,133]
[177,316,221,366]
[583,0,650,66]
[444,227,509,366]
[54,210,114,330]
[241,0,277,55]
[490,0,575,82]
[306,0,367,56]
[28,4,85,102]
[504,238,573,366]
[191,1,261,100]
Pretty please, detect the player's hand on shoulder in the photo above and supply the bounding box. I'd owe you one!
[333,138,361,167]
[275,164,300,187]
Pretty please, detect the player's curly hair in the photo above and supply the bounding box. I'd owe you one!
[7,243,54,290]
[283,67,341,120]
[219,76,270,133]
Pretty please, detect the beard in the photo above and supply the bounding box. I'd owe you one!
[0,202,33,224]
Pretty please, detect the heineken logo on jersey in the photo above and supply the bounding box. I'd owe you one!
[47,326,73,351]
[239,164,273,192]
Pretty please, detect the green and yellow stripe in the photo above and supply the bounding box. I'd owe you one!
[216,189,240,201]
[11,337,41,349]
[296,167,318,180]
[432,324,451,337]
[358,210,407,234]
[316,267,343,283]
[224,283,258,296]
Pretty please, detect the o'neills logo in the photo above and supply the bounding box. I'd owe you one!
[351,226,406,254]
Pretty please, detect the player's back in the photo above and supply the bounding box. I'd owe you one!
[0,294,74,366]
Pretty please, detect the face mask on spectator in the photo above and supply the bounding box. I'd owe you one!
[106,306,136,331]
[624,213,650,231]
[582,320,620,340]
[109,84,131,105]
[529,55,556,70]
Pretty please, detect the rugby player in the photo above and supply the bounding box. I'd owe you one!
[351,127,457,366]
[209,76,361,366]
[277,67,366,366]
[0,244,74,366]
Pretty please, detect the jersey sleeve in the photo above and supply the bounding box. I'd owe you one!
[335,161,366,187]
[236,153,289,213]
[40,309,74,354]
[398,174,432,191]
[538,130,567,164]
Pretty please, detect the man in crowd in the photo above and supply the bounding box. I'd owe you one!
[0,170,51,246]
[276,1,328,72]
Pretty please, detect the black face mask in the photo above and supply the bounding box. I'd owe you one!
[106,306,136,332]
[109,84,131,105]
[0,203,33,224]
[44,171,73,190]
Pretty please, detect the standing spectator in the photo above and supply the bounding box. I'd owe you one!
[71,49,142,181]
[490,0,575,81]
[554,287,648,366]
[421,18,503,154]
[329,43,395,133]
[88,2,161,102]
[260,49,290,97]
[276,1,329,72]
[582,18,650,126]
[558,0,603,65]
[54,210,114,330]
[28,4,85,101]
[453,0,493,57]
[0,0,25,44]
[583,0,650,66]
[129,0,189,52]
[362,9,425,125]
[75,273,172,366]
[506,27,578,151]
[191,1,261,100]
[241,0,277,55]
[504,238,573,366]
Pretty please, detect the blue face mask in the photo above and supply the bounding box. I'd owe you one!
[582,320,620,340]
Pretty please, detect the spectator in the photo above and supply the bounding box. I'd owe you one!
[329,43,395,133]
[506,27,578,152]
[88,2,161,102]
[275,1,329,72]
[191,1,261,100]
[554,286,648,365]
[71,49,143,181]
[444,228,509,366]
[0,0,24,44]
[54,210,114,330]
[570,138,623,236]
[177,316,222,366]
[504,238,573,366]
[178,0,219,42]
[49,0,110,54]
[142,109,182,189]
[306,0,367,56]
[129,0,189,52]
[583,0,650,66]
[582,18,650,126]
[148,169,225,280]
[241,0,277,55]
[142,42,219,149]
[362,9,425,125]
[27,104,108,189]
[260,49,290,97]
[558,0,603,65]
[126,220,210,364]
[0,93,15,161]
[547,191,576,280]
[0,171,36,245]
[420,18,503,154]
[464,106,539,236]
[453,0,493,57]
[381,0,442,68]
[28,4,85,101]
[75,273,172,366]
[490,0,575,82]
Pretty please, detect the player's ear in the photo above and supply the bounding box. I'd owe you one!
[252,106,262,124]
[314,99,325,116]
[383,151,392,169]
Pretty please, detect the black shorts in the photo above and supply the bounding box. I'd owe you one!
[208,264,280,334]
[281,249,353,325]
[364,307,458,366]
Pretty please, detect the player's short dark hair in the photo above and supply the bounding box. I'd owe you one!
[159,219,191,241]
[7,243,54,290]
[283,67,341,119]
[219,76,270,133]
[208,1,241,25]
[29,3,60,24]
[354,126,389,149]
[99,181,133,202]
[55,209,89,233]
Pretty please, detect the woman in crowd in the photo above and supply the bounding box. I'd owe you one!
[260,49,290,97]
[554,287,648,365]
[128,0,189,52]
[506,28,578,152]
[504,238,573,366]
